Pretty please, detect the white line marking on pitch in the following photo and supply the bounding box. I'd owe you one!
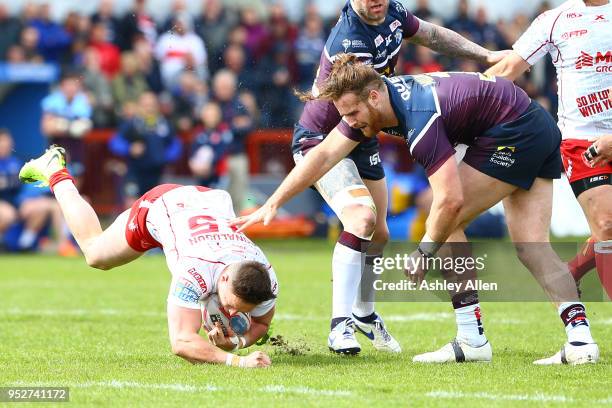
[426,390,573,403]
[8,381,351,397]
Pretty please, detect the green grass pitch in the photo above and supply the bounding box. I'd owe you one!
[1,239,610,407]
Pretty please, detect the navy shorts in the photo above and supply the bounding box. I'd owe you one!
[463,101,562,190]
[291,123,385,181]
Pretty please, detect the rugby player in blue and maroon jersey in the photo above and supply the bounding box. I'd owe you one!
[233,54,600,365]
[290,0,507,355]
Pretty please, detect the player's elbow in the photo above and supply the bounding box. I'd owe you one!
[170,339,190,359]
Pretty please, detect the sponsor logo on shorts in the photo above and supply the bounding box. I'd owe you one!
[566,158,573,179]
[589,175,609,183]
[369,152,381,166]
[490,146,516,168]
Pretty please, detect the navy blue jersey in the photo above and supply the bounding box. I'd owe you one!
[342,72,532,175]
[299,0,419,139]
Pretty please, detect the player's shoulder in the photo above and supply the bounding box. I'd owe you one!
[388,0,410,19]
[532,0,581,27]
[326,8,373,58]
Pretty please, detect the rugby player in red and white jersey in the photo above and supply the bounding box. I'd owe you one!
[486,0,612,305]
[19,146,278,369]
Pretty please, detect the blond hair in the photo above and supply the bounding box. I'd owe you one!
[296,54,384,102]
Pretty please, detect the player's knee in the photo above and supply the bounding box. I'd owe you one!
[85,253,112,271]
[594,215,612,240]
[342,204,377,239]
[371,225,389,247]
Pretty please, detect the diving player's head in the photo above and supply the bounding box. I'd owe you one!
[351,0,389,25]
[217,261,276,314]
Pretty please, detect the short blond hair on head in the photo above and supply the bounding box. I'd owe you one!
[296,54,384,102]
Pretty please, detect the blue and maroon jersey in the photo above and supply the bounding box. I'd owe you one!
[298,0,419,139]
[371,72,532,175]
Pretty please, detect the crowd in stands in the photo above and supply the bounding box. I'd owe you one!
[0,0,559,251]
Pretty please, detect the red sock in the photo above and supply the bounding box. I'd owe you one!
[49,169,74,193]
[594,240,612,301]
[568,238,596,281]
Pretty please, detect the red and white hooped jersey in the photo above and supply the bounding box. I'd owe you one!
[145,186,278,317]
[513,0,612,140]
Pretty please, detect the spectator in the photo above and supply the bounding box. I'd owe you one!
[446,0,478,40]
[0,130,76,255]
[256,44,297,128]
[7,27,43,63]
[195,0,238,74]
[28,3,72,63]
[40,71,93,176]
[118,0,157,51]
[222,44,255,92]
[89,22,121,79]
[155,12,208,90]
[473,6,507,51]
[67,13,92,66]
[402,46,444,74]
[109,92,182,200]
[160,0,192,34]
[92,0,121,47]
[413,0,433,21]
[171,71,209,133]
[239,7,267,62]
[259,3,298,73]
[212,70,253,214]
[0,4,22,60]
[112,51,150,114]
[82,48,115,127]
[295,12,326,89]
[132,36,163,93]
[189,101,232,187]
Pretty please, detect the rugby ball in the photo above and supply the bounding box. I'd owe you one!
[201,294,251,335]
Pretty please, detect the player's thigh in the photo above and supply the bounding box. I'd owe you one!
[363,177,389,244]
[455,162,517,228]
[314,157,376,230]
[88,209,142,269]
[0,200,17,229]
[577,184,612,240]
[502,177,553,242]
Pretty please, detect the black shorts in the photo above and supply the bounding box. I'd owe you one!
[463,101,562,190]
[291,123,385,181]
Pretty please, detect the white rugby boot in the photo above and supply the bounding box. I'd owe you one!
[353,313,401,353]
[534,342,599,365]
[328,318,361,355]
[413,339,492,363]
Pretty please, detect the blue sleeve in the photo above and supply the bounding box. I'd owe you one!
[108,130,131,157]
[164,137,182,163]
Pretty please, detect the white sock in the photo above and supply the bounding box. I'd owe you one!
[332,243,364,319]
[352,254,378,318]
[18,229,37,249]
[558,302,594,344]
[455,303,487,347]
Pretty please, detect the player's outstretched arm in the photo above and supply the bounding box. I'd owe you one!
[410,19,509,66]
[167,303,270,368]
[231,127,359,231]
[484,51,530,81]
